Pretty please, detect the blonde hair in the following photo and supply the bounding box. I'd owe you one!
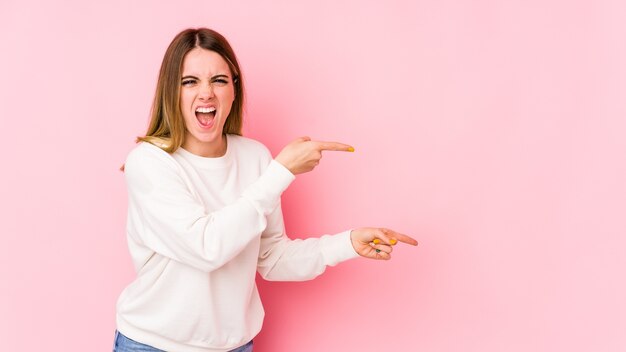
[138,28,245,152]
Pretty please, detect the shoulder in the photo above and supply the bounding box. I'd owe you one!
[228,134,272,162]
[125,142,181,184]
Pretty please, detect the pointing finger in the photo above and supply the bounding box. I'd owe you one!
[314,141,355,152]
[383,228,418,246]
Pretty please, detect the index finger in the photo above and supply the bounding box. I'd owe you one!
[313,141,355,152]
[383,228,418,246]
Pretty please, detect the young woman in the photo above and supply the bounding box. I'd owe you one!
[113,27,418,352]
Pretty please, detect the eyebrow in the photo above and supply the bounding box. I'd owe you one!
[181,74,231,80]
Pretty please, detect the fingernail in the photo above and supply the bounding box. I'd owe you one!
[373,239,381,244]
[390,239,397,245]
[347,147,355,152]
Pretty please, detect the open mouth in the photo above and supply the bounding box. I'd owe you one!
[195,107,216,128]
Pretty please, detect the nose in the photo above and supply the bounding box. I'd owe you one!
[198,82,215,100]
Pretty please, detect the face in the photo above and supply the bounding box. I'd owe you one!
[179,48,235,157]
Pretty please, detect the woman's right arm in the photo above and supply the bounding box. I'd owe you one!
[125,144,294,273]
[125,138,353,273]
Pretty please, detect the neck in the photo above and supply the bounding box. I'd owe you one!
[182,134,227,158]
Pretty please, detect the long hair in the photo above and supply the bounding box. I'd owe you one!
[138,28,245,152]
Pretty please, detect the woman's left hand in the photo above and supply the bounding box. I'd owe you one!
[350,228,418,260]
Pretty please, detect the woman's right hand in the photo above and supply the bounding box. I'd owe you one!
[275,136,354,175]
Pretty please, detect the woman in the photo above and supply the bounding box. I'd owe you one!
[113,27,418,352]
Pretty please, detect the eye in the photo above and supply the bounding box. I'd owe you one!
[212,78,229,86]
[181,79,197,86]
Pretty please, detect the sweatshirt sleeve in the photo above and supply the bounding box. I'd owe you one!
[256,202,360,282]
[125,144,295,273]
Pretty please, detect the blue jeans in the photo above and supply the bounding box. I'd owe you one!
[113,330,253,352]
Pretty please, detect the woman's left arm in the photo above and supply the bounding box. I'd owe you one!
[256,203,356,281]
[256,204,418,281]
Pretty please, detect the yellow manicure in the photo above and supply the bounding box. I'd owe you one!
[372,239,381,244]
[347,147,355,152]
[390,238,398,245]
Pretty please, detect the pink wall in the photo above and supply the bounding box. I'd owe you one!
[2,1,625,351]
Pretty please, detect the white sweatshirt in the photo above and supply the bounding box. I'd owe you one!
[116,135,359,352]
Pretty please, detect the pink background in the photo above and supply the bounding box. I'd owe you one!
[1,1,625,351]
